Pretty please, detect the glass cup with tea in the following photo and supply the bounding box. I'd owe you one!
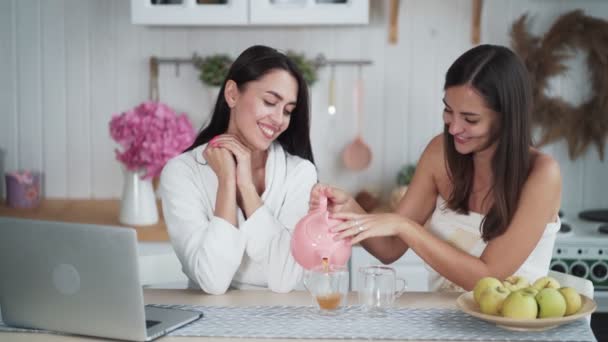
[358,265,407,316]
[303,264,349,315]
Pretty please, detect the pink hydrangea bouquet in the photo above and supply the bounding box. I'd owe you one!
[109,101,195,179]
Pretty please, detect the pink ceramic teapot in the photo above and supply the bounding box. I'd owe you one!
[291,194,351,269]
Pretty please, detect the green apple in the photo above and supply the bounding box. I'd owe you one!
[502,275,530,292]
[536,288,567,318]
[559,287,582,316]
[479,285,511,315]
[522,286,539,296]
[532,276,561,291]
[501,288,538,319]
[473,277,503,304]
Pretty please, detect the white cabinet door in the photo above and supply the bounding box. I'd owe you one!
[249,0,369,25]
[350,246,429,292]
[131,0,248,25]
[138,242,188,288]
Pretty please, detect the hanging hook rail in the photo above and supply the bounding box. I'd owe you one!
[152,53,373,76]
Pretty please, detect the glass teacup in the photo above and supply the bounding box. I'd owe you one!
[358,265,407,316]
[303,264,349,314]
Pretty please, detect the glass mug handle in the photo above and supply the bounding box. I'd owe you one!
[395,278,407,298]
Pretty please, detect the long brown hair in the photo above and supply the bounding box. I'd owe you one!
[443,45,532,241]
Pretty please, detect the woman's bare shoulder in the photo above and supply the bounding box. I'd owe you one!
[527,150,561,195]
[420,134,445,166]
[417,134,450,190]
[530,150,561,180]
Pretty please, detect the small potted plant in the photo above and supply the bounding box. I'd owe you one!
[193,53,233,87]
[193,53,234,106]
[390,163,416,210]
[286,51,319,86]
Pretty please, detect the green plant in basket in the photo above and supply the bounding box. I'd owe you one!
[390,163,416,209]
[193,53,234,87]
[286,51,319,86]
[396,164,416,186]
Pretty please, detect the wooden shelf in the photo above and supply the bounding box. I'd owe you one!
[0,199,169,242]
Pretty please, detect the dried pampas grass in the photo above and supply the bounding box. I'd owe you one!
[510,10,608,160]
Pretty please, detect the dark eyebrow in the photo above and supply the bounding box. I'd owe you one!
[267,91,296,106]
[442,98,480,116]
[442,98,451,109]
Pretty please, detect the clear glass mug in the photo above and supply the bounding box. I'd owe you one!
[358,265,407,316]
[303,264,349,315]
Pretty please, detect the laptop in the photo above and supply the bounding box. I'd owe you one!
[0,217,202,341]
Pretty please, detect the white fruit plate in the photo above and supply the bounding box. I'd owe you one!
[456,291,597,331]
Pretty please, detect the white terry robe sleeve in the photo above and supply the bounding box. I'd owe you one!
[160,157,245,295]
[240,160,317,293]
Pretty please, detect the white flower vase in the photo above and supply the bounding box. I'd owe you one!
[119,170,159,226]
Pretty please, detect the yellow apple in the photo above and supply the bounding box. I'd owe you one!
[559,287,582,316]
[473,277,503,304]
[532,276,561,291]
[501,288,538,319]
[479,285,510,315]
[536,288,567,318]
[502,275,530,292]
[522,286,539,296]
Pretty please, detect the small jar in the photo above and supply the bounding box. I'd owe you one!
[5,170,41,208]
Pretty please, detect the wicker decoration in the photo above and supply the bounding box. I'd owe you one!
[510,10,608,160]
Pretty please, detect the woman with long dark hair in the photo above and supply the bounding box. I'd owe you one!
[311,44,561,291]
[160,45,316,294]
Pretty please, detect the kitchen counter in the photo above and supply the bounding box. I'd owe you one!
[3,290,464,342]
[1,289,595,342]
[0,199,169,241]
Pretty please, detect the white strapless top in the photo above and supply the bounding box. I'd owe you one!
[425,196,560,292]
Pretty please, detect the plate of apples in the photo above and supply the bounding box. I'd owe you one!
[457,275,597,331]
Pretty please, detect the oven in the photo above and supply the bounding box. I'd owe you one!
[550,210,608,312]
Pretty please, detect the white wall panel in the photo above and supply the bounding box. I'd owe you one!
[0,0,606,213]
[0,0,17,198]
[41,0,68,197]
[65,0,91,197]
[16,0,43,173]
[90,0,119,198]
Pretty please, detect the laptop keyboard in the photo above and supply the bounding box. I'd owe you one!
[146,320,161,329]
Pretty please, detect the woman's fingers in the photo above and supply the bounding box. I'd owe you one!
[330,213,369,232]
[333,217,373,241]
[330,212,365,221]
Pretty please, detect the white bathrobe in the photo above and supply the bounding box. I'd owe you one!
[160,142,317,295]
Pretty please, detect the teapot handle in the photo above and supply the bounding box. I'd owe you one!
[318,194,328,211]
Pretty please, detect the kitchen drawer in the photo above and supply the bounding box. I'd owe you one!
[350,246,429,291]
[138,242,188,288]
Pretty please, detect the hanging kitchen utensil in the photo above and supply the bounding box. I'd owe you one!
[342,66,372,171]
[471,0,483,44]
[149,57,160,102]
[389,0,400,44]
[327,65,336,115]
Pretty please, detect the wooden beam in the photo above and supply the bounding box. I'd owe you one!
[389,0,400,44]
[472,0,483,45]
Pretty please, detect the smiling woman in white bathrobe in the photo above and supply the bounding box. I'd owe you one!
[160,45,317,294]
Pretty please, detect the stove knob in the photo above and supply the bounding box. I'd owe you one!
[590,261,608,282]
[550,260,568,274]
[569,261,589,279]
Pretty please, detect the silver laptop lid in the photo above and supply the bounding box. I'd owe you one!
[0,218,147,341]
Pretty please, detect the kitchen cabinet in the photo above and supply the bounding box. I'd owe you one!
[350,246,430,292]
[131,0,368,26]
[138,242,189,288]
[131,0,248,25]
[250,0,369,25]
